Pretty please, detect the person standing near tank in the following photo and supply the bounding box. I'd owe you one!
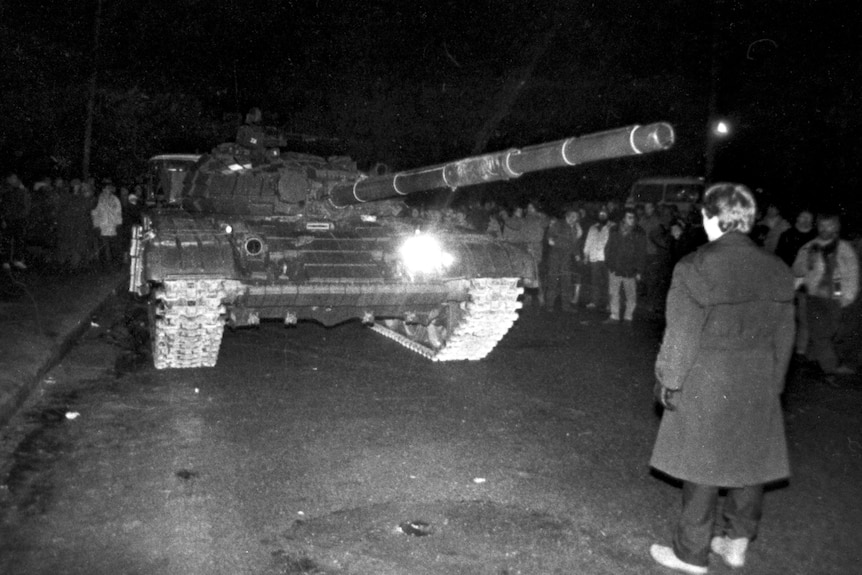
[544,207,583,312]
[583,207,613,310]
[604,207,646,322]
[649,183,795,574]
[792,212,859,375]
[91,182,123,269]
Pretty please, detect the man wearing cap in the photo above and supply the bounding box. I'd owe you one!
[583,207,613,310]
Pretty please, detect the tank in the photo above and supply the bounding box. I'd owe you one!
[130,122,674,369]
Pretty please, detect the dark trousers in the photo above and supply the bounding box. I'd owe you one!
[545,250,574,308]
[588,261,608,307]
[673,482,763,567]
[97,235,121,268]
[806,295,842,373]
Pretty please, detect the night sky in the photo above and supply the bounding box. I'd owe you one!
[2,1,860,216]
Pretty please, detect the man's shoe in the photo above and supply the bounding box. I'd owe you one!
[585,302,596,309]
[650,544,708,574]
[833,365,856,375]
[1,262,10,271]
[602,317,619,324]
[710,536,748,568]
[12,260,26,270]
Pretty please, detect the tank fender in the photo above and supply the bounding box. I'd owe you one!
[142,216,240,282]
[445,237,538,283]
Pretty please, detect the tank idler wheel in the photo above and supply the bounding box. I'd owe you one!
[382,303,461,351]
[370,278,522,361]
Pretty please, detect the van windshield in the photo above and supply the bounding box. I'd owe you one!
[632,184,664,204]
[666,183,702,203]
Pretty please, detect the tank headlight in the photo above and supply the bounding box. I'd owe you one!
[399,233,455,275]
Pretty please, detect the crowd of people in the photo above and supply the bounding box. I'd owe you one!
[0,173,144,274]
[423,196,711,320]
[414,194,861,377]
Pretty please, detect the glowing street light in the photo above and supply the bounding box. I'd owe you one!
[712,119,731,137]
[705,117,733,181]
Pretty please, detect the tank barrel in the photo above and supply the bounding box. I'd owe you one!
[328,122,674,208]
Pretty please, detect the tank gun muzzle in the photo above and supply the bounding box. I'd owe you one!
[327,122,674,208]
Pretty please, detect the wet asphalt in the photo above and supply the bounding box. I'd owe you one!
[0,293,860,575]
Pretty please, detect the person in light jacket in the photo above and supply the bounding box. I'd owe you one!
[91,183,123,268]
[792,212,859,375]
[649,183,795,574]
[583,208,612,309]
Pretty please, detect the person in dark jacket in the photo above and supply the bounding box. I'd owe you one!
[544,208,583,312]
[649,183,795,574]
[1,173,31,270]
[604,208,646,322]
[776,208,816,267]
[775,208,817,355]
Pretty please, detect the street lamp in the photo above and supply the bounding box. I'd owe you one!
[712,119,731,137]
[705,117,732,181]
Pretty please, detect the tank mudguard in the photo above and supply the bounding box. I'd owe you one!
[142,215,239,282]
[446,236,538,282]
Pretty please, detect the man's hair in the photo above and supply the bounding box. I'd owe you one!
[816,211,840,224]
[702,182,757,234]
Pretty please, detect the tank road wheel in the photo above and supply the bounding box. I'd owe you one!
[379,304,463,356]
[148,279,238,369]
[425,303,461,349]
[382,318,424,340]
[370,278,523,361]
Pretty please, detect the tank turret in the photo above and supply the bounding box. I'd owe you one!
[131,122,675,369]
[176,123,673,219]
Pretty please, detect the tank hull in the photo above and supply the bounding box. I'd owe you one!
[131,213,535,368]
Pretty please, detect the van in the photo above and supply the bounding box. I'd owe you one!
[625,177,705,213]
[148,154,202,206]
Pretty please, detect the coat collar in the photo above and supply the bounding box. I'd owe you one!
[713,230,755,247]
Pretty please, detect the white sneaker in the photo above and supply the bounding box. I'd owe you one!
[2,262,10,271]
[12,260,26,270]
[711,536,748,568]
[650,544,708,574]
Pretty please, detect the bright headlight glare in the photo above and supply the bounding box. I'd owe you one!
[399,234,455,274]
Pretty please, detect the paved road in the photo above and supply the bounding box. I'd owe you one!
[0,294,860,574]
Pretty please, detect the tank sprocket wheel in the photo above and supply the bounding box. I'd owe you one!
[148,279,238,369]
[371,278,523,361]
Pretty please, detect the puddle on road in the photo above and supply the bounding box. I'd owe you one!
[266,499,590,574]
[269,550,325,574]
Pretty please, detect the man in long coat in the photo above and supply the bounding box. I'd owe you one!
[649,183,795,574]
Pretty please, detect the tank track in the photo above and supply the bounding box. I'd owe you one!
[370,278,523,361]
[149,279,241,369]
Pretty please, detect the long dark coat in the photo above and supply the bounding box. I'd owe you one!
[650,232,795,486]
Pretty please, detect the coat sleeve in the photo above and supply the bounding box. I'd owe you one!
[654,261,706,390]
[604,232,617,271]
[112,198,123,227]
[791,242,811,278]
[839,242,859,307]
[773,301,796,394]
[583,229,594,261]
[635,231,647,276]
